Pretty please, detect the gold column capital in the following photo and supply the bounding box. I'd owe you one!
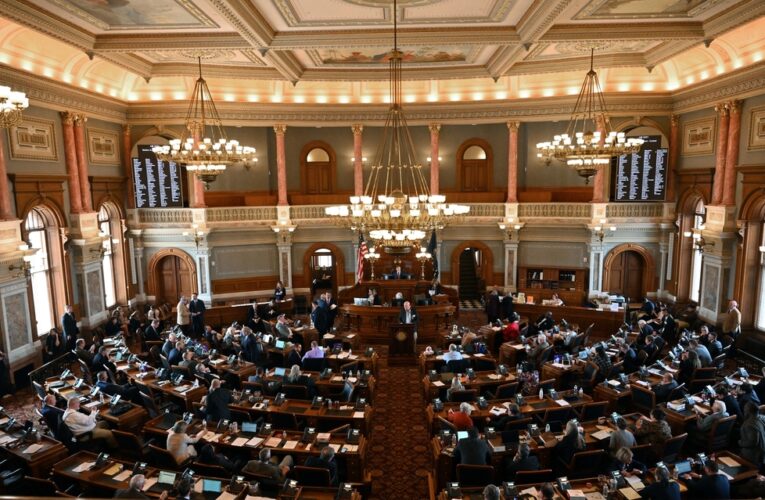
[60,111,76,125]
[429,123,441,134]
[715,102,730,116]
[506,121,520,131]
[351,124,363,135]
[73,114,88,126]
[274,124,287,135]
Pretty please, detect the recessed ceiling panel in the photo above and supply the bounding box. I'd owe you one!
[309,45,479,67]
[575,0,712,19]
[40,0,217,30]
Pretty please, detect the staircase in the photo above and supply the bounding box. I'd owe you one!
[458,249,480,300]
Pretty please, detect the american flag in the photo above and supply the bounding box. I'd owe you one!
[357,233,368,283]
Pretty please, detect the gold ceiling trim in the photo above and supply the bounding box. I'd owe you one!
[47,0,218,31]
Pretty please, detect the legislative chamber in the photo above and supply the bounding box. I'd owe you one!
[0,1,764,499]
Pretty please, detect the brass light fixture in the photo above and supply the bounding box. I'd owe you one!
[0,86,29,128]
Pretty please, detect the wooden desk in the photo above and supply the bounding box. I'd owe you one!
[119,366,208,411]
[262,370,373,400]
[0,430,68,478]
[419,351,497,376]
[422,371,516,401]
[204,300,294,329]
[513,303,625,340]
[339,304,456,344]
[540,361,585,389]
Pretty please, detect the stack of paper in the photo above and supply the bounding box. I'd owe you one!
[231,437,249,447]
[489,406,507,416]
[202,432,221,442]
[246,437,263,447]
[625,476,645,490]
[142,477,157,491]
[619,487,641,499]
[264,437,282,447]
[353,411,365,418]
[21,443,43,454]
[555,399,571,407]
[73,462,95,473]
[282,440,298,450]
[114,470,132,482]
[591,429,612,440]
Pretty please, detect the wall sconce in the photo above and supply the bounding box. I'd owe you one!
[9,243,35,280]
[593,218,616,242]
[271,219,296,233]
[183,224,205,249]
[364,247,381,280]
[498,217,524,240]
[415,247,432,280]
[351,156,367,164]
[684,226,714,251]
[427,156,442,165]
[243,157,259,171]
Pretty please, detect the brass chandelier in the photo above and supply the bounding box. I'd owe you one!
[0,86,29,129]
[325,0,469,250]
[152,57,256,189]
[536,49,644,183]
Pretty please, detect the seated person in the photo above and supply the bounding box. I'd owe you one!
[178,350,197,371]
[695,400,728,433]
[554,419,585,466]
[502,313,521,343]
[502,442,540,479]
[633,409,672,455]
[447,402,474,430]
[682,459,730,499]
[442,344,463,362]
[609,447,646,476]
[527,333,550,367]
[391,292,405,307]
[167,420,204,464]
[75,338,95,364]
[275,314,292,339]
[198,443,242,475]
[243,448,293,482]
[304,446,338,485]
[548,293,564,306]
[489,402,524,430]
[283,364,316,398]
[454,427,491,465]
[105,316,122,337]
[167,341,185,366]
[446,377,465,402]
[63,396,117,448]
[460,329,477,354]
[144,319,162,342]
[286,343,302,367]
[653,373,678,403]
[689,338,713,367]
[609,417,636,454]
[389,265,410,280]
[619,340,640,374]
[92,345,116,374]
[367,288,382,305]
[201,379,232,422]
[302,341,325,361]
[161,333,176,358]
[640,464,680,500]
[95,370,141,405]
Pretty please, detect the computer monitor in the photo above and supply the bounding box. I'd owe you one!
[674,460,692,475]
[353,298,370,306]
[456,430,468,441]
[202,479,221,493]
[158,471,176,485]
[274,367,286,377]
[242,422,258,434]
[275,340,285,349]
[578,350,589,360]
[262,334,273,344]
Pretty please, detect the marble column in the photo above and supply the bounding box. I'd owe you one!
[429,123,441,195]
[722,100,741,206]
[73,114,93,212]
[130,230,145,300]
[503,239,519,292]
[711,103,730,205]
[190,171,206,209]
[667,115,680,201]
[275,124,288,206]
[0,133,13,220]
[60,112,83,214]
[276,230,294,290]
[506,121,519,203]
[352,124,364,196]
[591,116,607,202]
[122,124,135,209]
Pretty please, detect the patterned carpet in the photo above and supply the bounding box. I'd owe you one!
[459,299,484,310]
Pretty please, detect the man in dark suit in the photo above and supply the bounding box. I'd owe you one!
[305,446,339,485]
[203,379,232,422]
[167,341,184,366]
[161,334,176,359]
[683,459,730,499]
[74,338,94,364]
[653,373,679,403]
[92,345,116,374]
[144,319,161,342]
[486,289,501,324]
[61,304,79,351]
[503,443,540,479]
[240,328,262,364]
[189,293,205,338]
[454,427,491,465]
[325,292,338,328]
[96,371,141,404]
[390,265,408,280]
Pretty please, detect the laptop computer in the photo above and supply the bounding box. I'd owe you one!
[456,430,468,441]
[148,471,177,492]
[673,460,692,475]
[202,479,221,494]
[273,367,286,377]
[241,422,258,436]
[275,339,285,349]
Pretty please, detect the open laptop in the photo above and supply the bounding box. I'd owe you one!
[275,339,285,349]
[202,479,222,497]
[148,471,177,492]
[456,430,468,441]
[241,422,258,436]
[673,460,692,475]
[273,367,286,377]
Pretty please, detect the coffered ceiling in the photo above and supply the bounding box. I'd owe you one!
[0,0,763,109]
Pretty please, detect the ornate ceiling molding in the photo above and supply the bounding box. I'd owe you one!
[703,0,765,38]
[2,0,95,51]
[672,61,765,113]
[150,63,280,79]
[93,32,251,52]
[506,53,648,76]
[46,0,217,31]
[541,23,705,42]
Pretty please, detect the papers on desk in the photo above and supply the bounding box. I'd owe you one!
[487,374,502,380]
[0,434,14,445]
[555,399,570,407]
[591,429,612,440]
[346,334,356,338]
[347,377,358,383]
[567,490,586,500]
[473,353,485,357]
[317,433,331,442]
[635,380,651,387]
[489,441,505,453]
[667,402,686,412]
[664,366,678,373]
[209,359,226,365]
[719,456,741,467]
[648,368,663,376]
[202,431,221,442]
[174,385,192,393]
[328,443,341,453]
[216,492,238,500]
[282,440,298,450]
[353,411,365,419]
[194,479,204,493]
[607,379,621,387]
[22,444,43,454]
[625,476,645,490]
[323,334,335,339]
[114,470,132,482]
[104,464,122,476]
[246,437,264,447]
[551,363,567,369]
[231,437,249,447]
[331,376,344,382]
[432,380,445,387]
[489,406,507,416]
[73,462,95,473]
[585,493,606,500]
[0,417,9,425]
[264,437,282,447]
[115,363,129,371]
[337,352,350,359]
[720,470,735,481]
[619,487,641,500]
[142,477,157,491]
[344,444,359,453]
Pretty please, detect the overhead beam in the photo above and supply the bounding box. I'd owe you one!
[94,32,251,52]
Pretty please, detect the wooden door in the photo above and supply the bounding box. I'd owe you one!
[157,255,194,304]
[461,160,488,192]
[606,251,645,300]
[304,162,332,194]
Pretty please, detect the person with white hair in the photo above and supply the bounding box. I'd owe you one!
[722,299,741,342]
[447,402,474,430]
[113,474,163,499]
[442,343,463,362]
[63,396,117,448]
[697,399,728,432]
[527,333,550,367]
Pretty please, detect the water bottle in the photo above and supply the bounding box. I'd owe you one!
[573,384,579,395]
[539,388,544,399]
[544,423,550,433]
[579,387,584,398]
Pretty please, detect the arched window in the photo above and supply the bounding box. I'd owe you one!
[24,208,54,335]
[456,139,493,192]
[690,200,705,303]
[98,205,117,308]
[300,141,336,194]
[756,225,765,331]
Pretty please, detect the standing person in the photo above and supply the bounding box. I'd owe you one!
[61,304,79,351]
[722,299,741,347]
[486,289,500,324]
[738,402,765,469]
[274,281,286,301]
[176,296,190,337]
[188,293,205,338]
[325,292,338,328]
[45,328,65,362]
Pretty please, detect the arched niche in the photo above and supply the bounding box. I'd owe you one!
[146,248,197,305]
[602,243,656,300]
[456,138,493,192]
[300,141,336,194]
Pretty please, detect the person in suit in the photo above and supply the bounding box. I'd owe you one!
[454,427,491,465]
[144,319,161,342]
[45,328,65,362]
[161,333,176,359]
[527,333,550,368]
[74,338,94,364]
[633,408,673,456]
[502,442,540,479]
[695,400,729,433]
[620,341,640,374]
[722,299,741,342]
[113,474,156,499]
[188,293,205,338]
[609,447,647,476]
[95,370,141,404]
[274,281,286,301]
[92,345,116,374]
[367,288,382,305]
[178,350,197,372]
[61,305,79,351]
[275,314,292,339]
[640,464,681,500]
[391,292,405,307]
[689,339,713,367]
[683,459,730,499]
[325,292,338,328]
[240,327,262,364]
[678,349,701,385]
[653,373,679,403]
[176,296,190,337]
[501,294,515,322]
[737,382,761,408]
[198,443,242,475]
[105,316,122,337]
[243,448,293,482]
[305,445,339,485]
[174,477,204,500]
[399,301,418,329]
[738,402,765,467]
[486,289,501,324]
[287,344,303,367]
[202,379,232,422]
[284,364,316,398]
[312,297,330,335]
[390,265,406,279]
[167,341,185,366]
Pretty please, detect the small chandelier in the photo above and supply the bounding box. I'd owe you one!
[0,86,29,129]
[152,57,256,189]
[325,0,468,251]
[536,49,643,183]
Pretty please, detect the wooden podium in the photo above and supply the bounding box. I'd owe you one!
[388,323,416,366]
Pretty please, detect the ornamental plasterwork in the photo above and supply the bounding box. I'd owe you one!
[305,45,481,68]
[574,0,713,20]
[149,49,238,62]
[206,207,279,223]
[518,203,592,219]
[606,204,664,219]
[551,40,656,56]
[47,0,217,30]
[137,209,193,225]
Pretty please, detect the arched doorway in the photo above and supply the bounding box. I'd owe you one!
[456,138,493,192]
[302,242,346,299]
[450,241,494,299]
[735,189,765,330]
[300,141,336,194]
[147,249,197,305]
[603,244,655,301]
[675,189,708,302]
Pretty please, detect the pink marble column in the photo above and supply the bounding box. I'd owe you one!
[274,124,288,206]
[591,116,607,203]
[711,103,730,205]
[722,100,741,206]
[666,114,680,201]
[352,124,364,196]
[429,124,441,195]
[122,124,135,209]
[60,112,83,214]
[0,133,13,220]
[190,129,206,208]
[506,121,519,203]
[73,114,93,212]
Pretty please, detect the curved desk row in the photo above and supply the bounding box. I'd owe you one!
[339,304,456,345]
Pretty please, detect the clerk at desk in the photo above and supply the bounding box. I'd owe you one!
[388,265,412,280]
